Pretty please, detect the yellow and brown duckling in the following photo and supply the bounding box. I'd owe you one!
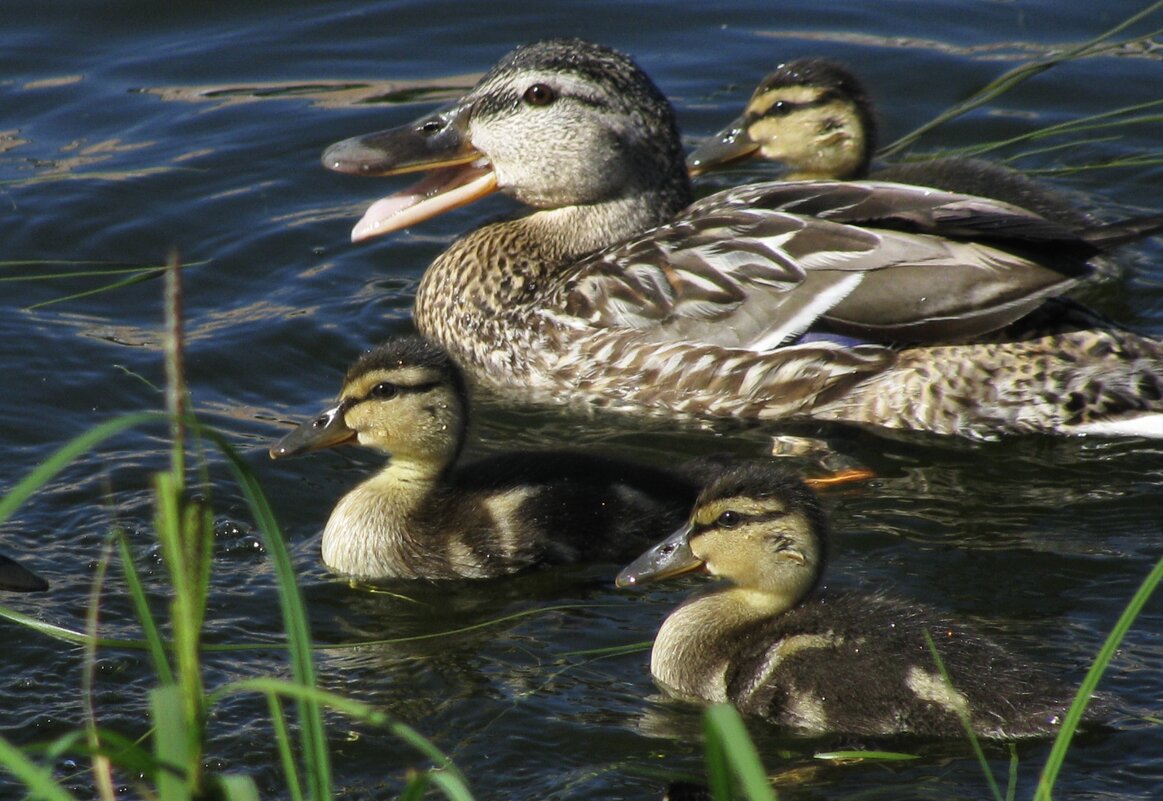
[686,58,1096,229]
[269,335,707,580]
[617,461,1101,739]
[323,38,1163,439]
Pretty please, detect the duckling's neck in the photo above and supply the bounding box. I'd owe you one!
[651,586,795,703]
[415,191,688,381]
[320,456,445,580]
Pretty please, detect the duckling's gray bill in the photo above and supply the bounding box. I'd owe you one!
[615,521,701,588]
[269,403,355,459]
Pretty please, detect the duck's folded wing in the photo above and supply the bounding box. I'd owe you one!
[561,181,1089,350]
[722,179,1095,247]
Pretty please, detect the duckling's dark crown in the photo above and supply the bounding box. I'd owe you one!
[345,336,465,396]
[762,58,866,94]
[757,58,877,138]
[697,461,830,537]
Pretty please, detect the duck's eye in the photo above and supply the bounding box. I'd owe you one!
[419,118,443,135]
[769,99,790,116]
[369,382,399,399]
[716,510,741,528]
[522,83,557,107]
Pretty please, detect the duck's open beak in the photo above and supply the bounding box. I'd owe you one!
[686,113,759,177]
[322,100,498,243]
[616,521,705,588]
[269,402,357,459]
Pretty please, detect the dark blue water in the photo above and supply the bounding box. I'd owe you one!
[2,1,1162,798]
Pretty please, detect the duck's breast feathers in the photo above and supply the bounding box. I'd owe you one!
[555,180,1091,349]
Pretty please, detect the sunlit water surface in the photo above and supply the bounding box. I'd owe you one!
[2,1,1162,799]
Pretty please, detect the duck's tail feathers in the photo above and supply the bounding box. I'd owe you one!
[1067,413,1163,439]
[1082,213,1163,251]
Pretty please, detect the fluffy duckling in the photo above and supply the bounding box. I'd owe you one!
[617,461,1098,739]
[686,58,1095,228]
[270,336,701,580]
[322,38,1163,439]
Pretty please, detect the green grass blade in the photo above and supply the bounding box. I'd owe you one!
[0,600,608,653]
[216,774,262,801]
[81,542,117,801]
[1034,554,1163,800]
[1005,743,1018,801]
[26,269,166,310]
[0,411,162,527]
[922,630,1002,801]
[0,734,78,801]
[399,774,432,801]
[54,728,157,775]
[427,770,478,801]
[202,429,331,800]
[956,101,1163,160]
[151,685,192,801]
[219,678,475,795]
[0,266,165,281]
[0,604,94,644]
[881,0,1163,157]
[114,531,174,686]
[266,693,305,801]
[703,720,732,801]
[704,704,777,801]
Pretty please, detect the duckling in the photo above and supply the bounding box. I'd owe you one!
[686,58,1095,229]
[322,38,1163,439]
[269,335,704,580]
[616,461,1099,739]
[0,552,48,592]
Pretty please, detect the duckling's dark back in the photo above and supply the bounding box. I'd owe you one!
[446,451,700,565]
[726,592,1093,738]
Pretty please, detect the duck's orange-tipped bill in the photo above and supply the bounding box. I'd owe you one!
[350,163,497,242]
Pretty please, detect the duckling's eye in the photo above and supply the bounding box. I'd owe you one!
[369,382,399,399]
[716,510,742,528]
[522,83,557,107]
[769,100,790,116]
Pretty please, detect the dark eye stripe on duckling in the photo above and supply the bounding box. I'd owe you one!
[346,379,443,407]
[693,498,789,529]
[747,85,842,119]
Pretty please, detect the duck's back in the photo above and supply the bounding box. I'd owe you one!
[723,593,1088,739]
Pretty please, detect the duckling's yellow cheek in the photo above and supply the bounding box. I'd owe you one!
[749,119,788,157]
[818,130,852,148]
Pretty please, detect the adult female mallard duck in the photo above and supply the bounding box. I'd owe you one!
[322,38,1163,439]
[685,58,1095,229]
[617,461,1101,739]
[269,335,704,580]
